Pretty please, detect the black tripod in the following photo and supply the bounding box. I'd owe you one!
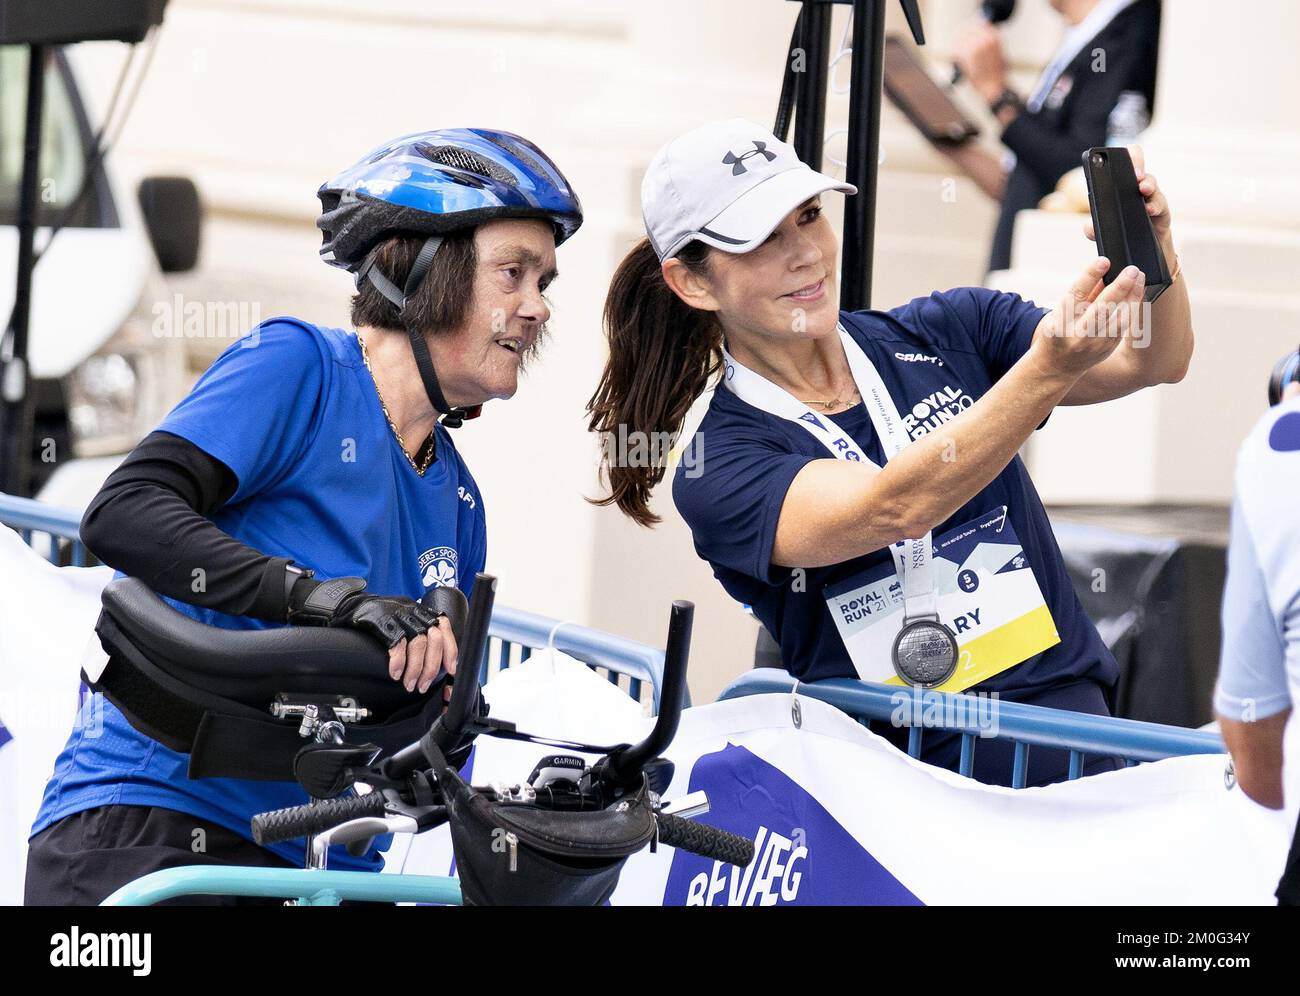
[773,0,925,312]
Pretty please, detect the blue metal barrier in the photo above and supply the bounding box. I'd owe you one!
[486,604,662,710]
[0,493,663,711]
[718,671,1225,788]
[0,493,91,566]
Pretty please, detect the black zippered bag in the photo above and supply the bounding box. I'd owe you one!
[426,743,655,906]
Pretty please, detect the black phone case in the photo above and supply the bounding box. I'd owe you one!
[1082,147,1171,303]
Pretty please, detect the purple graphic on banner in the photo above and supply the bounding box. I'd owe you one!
[0,716,10,750]
[662,744,922,905]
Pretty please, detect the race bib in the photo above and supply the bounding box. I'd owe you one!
[824,507,1059,692]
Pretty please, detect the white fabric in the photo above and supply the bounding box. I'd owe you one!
[1214,396,1300,719]
[2,527,1295,906]
[399,668,1298,905]
[0,527,113,905]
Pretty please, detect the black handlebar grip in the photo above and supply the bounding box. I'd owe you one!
[655,813,755,867]
[251,791,388,845]
[420,585,468,644]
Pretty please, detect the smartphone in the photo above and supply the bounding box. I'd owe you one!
[1081,147,1171,303]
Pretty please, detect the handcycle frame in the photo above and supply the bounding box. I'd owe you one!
[102,573,708,906]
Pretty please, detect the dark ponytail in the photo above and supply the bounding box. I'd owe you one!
[587,238,721,527]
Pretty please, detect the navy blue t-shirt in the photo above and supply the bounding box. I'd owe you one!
[672,287,1118,695]
[32,318,486,871]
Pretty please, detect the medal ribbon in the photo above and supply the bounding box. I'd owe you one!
[721,326,939,620]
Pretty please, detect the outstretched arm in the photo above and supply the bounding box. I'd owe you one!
[1059,147,1194,405]
[773,259,1146,568]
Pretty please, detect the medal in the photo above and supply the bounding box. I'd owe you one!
[891,616,958,688]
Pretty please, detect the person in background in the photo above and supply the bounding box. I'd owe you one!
[1213,375,1300,905]
[952,0,1162,273]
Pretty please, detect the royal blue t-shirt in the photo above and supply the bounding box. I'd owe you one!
[31,318,486,871]
[673,288,1118,695]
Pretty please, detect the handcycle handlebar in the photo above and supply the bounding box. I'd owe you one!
[381,573,496,780]
[384,574,692,796]
[251,573,756,884]
[253,790,390,846]
[655,812,754,866]
[255,793,754,867]
[434,571,494,747]
[598,599,692,790]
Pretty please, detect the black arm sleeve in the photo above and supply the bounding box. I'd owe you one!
[80,430,299,622]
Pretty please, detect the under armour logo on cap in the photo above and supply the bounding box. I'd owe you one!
[640,118,857,261]
[721,141,778,176]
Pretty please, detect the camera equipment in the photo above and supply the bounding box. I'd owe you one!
[1268,346,1300,406]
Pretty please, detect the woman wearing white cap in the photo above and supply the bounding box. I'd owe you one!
[588,118,1193,786]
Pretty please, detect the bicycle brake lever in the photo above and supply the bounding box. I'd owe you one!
[660,790,709,819]
[293,741,382,799]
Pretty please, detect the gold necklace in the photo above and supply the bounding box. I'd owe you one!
[358,333,435,475]
[800,387,861,412]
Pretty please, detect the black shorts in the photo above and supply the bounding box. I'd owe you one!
[24,804,300,907]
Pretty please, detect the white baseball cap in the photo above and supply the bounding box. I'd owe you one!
[641,118,857,261]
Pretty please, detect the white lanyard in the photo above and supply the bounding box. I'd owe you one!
[721,326,938,620]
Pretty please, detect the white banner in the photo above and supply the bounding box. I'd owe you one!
[402,655,1300,906]
[0,527,113,906]
[2,527,1296,906]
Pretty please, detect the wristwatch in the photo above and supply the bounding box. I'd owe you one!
[283,561,316,605]
[989,87,1022,117]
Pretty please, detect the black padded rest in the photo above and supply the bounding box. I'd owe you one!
[99,577,420,715]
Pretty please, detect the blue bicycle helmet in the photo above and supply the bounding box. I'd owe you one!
[317,128,583,429]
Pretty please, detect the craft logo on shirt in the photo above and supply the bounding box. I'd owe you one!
[418,546,458,589]
[894,352,943,366]
[903,385,974,439]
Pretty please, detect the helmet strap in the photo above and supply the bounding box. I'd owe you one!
[357,236,481,433]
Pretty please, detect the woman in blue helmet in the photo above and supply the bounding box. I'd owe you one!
[24,129,582,905]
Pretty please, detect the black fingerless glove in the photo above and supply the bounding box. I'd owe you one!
[287,575,442,649]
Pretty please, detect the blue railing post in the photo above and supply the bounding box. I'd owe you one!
[718,671,1226,786]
